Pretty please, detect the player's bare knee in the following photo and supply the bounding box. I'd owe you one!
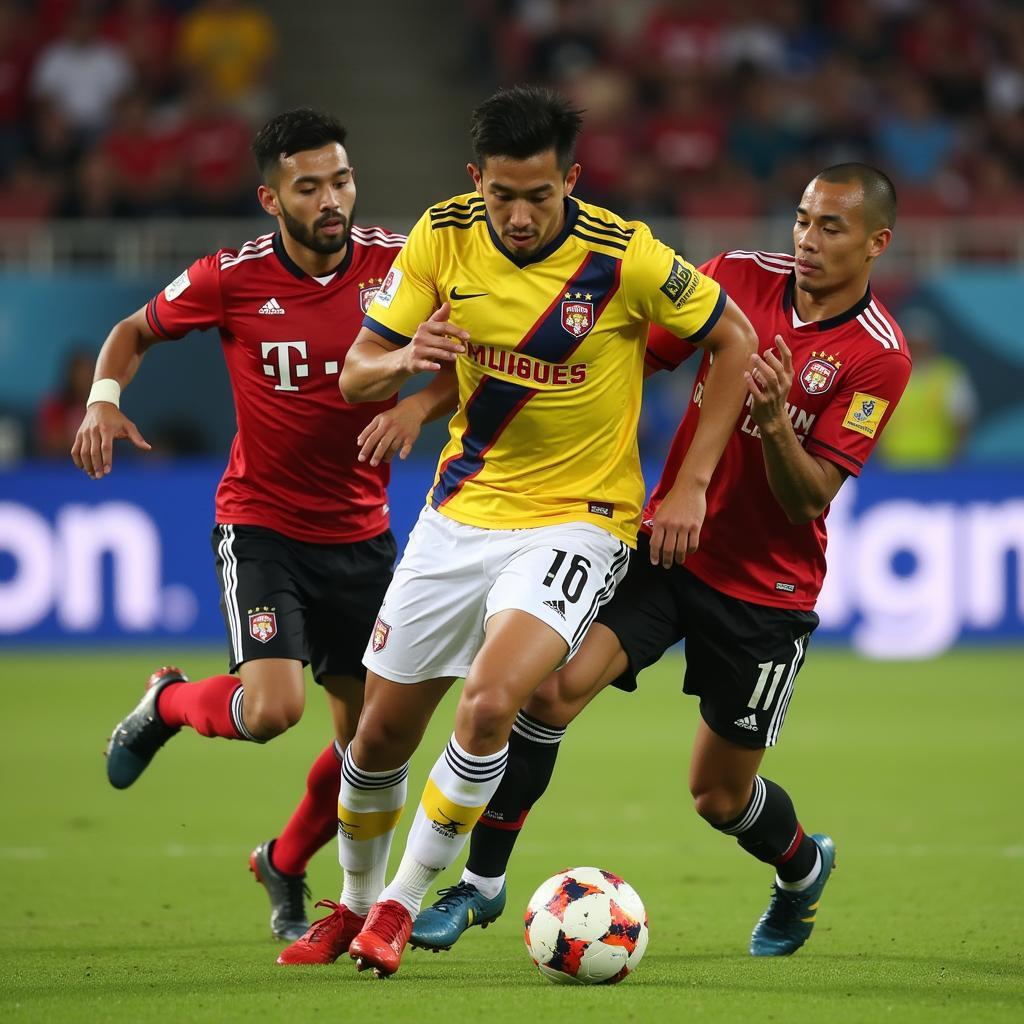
[691,785,745,827]
[459,689,517,748]
[525,676,562,720]
[242,696,302,740]
[350,716,413,766]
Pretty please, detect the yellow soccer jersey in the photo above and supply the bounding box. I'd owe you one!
[365,193,725,544]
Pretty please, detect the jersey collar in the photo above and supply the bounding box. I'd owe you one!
[272,231,354,284]
[484,197,580,268]
[782,271,872,331]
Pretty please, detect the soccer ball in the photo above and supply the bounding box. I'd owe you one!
[523,866,648,984]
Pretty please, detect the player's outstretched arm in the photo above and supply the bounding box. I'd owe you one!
[340,302,468,404]
[70,306,158,479]
[357,366,459,467]
[649,296,757,568]
[746,335,844,523]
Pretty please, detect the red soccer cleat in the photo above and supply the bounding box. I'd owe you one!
[276,899,365,965]
[348,900,414,978]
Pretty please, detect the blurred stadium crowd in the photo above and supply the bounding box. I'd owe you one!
[0,0,273,220]
[464,0,1024,221]
[7,0,1024,224]
[7,0,1020,467]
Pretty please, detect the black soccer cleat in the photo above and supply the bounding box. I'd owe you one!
[250,839,311,941]
[105,666,186,789]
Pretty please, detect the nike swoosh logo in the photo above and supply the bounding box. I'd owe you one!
[450,286,488,300]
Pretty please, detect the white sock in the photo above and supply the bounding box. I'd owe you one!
[379,735,508,914]
[381,850,441,917]
[777,848,821,892]
[337,748,408,916]
[461,867,505,900]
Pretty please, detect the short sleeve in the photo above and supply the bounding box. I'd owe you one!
[643,252,729,372]
[805,351,912,476]
[362,210,441,345]
[645,324,699,373]
[621,226,726,342]
[146,255,223,339]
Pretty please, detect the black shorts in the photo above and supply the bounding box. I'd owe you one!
[596,533,818,749]
[211,524,396,683]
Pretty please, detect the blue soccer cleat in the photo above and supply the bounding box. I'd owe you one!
[105,666,185,789]
[749,833,836,957]
[410,881,507,951]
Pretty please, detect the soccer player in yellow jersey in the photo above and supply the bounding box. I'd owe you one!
[279,85,757,977]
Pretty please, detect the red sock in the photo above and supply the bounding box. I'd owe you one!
[271,741,343,876]
[156,676,250,739]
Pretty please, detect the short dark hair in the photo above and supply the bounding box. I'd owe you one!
[470,85,583,173]
[251,108,348,181]
[815,163,897,229]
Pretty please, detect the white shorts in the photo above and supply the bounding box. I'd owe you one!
[363,506,630,684]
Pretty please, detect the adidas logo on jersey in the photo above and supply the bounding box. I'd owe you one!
[258,298,286,315]
[734,714,759,731]
[543,599,566,619]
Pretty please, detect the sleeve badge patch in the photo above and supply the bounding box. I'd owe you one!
[372,267,403,310]
[659,257,692,305]
[842,391,889,437]
[164,269,191,302]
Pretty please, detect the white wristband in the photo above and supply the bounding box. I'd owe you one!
[87,378,121,408]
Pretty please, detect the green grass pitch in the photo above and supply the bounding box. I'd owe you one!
[1,647,1022,1022]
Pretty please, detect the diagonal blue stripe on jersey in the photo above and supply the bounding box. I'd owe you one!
[431,375,534,509]
[516,250,621,363]
[430,252,622,508]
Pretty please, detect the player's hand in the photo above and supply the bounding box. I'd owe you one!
[745,335,793,428]
[357,397,426,466]
[402,302,469,374]
[71,402,151,479]
[648,479,707,569]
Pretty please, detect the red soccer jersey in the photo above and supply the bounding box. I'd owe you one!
[644,250,912,610]
[145,225,405,543]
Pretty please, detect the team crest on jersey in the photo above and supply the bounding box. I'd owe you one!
[359,277,384,312]
[561,294,594,337]
[798,356,839,395]
[248,608,277,644]
[372,616,391,652]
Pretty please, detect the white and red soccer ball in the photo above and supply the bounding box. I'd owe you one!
[523,867,648,984]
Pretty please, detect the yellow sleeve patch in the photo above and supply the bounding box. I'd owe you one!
[842,392,889,437]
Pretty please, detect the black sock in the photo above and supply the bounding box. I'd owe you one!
[465,711,565,879]
[714,775,818,882]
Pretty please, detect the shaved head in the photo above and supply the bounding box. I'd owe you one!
[811,160,892,229]
[813,163,897,230]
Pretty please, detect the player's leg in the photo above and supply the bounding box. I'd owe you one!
[413,532,681,951]
[105,525,308,789]
[253,530,395,940]
[251,676,362,942]
[350,615,559,976]
[411,622,628,950]
[680,571,829,956]
[352,522,629,975]
[281,508,483,966]
[466,624,626,877]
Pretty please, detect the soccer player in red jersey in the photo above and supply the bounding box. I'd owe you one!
[71,109,448,941]
[410,163,912,958]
